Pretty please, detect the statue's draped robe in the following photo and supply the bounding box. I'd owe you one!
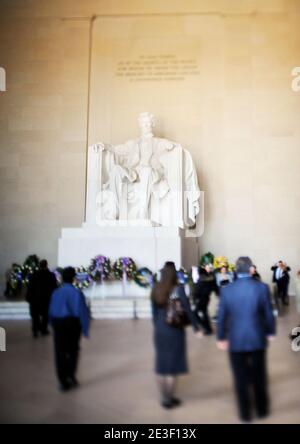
[86,137,200,228]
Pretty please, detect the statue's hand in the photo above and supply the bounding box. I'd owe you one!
[165,140,175,151]
[96,142,106,152]
[92,144,102,153]
[125,169,138,183]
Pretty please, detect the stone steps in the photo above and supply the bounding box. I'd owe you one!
[0,297,152,320]
[90,297,151,319]
[0,302,30,320]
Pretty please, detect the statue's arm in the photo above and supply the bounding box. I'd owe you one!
[91,142,113,153]
[92,142,129,156]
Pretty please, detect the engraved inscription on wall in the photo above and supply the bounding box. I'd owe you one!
[115,54,200,82]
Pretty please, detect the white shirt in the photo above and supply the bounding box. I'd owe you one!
[276,267,282,280]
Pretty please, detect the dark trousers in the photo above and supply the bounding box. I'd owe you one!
[52,317,81,387]
[229,350,269,421]
[30,304,49,335]
[276,280,289,305]
[194,297,212,333]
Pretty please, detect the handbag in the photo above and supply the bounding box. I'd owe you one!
[165,288,191,328]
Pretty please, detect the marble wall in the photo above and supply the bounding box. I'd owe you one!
[0,0,300,289]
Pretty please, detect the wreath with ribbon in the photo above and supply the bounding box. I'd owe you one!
[134,267,154,288]
[8,253,230,292]
[89,255,112,283]
[74,266,92,290]
[200,252,214,267]
[9,264,24,289]
[22,255,40,283]
[9,255,40,290]
[113,257,137,280]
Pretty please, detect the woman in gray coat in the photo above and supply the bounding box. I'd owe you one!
[151,262,202,409]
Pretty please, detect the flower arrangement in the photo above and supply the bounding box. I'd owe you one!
[213,256,228,269]
[74,266,92,290]
[227,263,235,272]
[9,264,23,289]
[213,256,235,272]
[200,252,214,267]
[89,255,112,283]
[22,254,40,283]
[177,268,189,285]
[6,252,237,294]
[134,267,154,288]
[113,257,137,280]
[8,255,40,291]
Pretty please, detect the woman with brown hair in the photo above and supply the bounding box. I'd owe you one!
[151,261,202,409]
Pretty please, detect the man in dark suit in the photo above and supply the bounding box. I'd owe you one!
[26,259,57,337]
[193,265,218,335]
[217,257,276,422]
[271,261,291,306]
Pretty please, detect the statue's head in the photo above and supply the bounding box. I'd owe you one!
[138,112,155,137]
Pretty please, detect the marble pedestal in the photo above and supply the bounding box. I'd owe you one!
[58,223,200,297]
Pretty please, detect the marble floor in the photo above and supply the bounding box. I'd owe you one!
[0,302,299,424]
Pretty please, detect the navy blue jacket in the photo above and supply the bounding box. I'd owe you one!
[217,277,275,352]
[49,284,90,337]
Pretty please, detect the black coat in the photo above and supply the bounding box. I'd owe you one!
[271,265,290,283]
[152,285,199,375]
[194,270,219,304]
[252,272,261,281]
[26,269,57,312]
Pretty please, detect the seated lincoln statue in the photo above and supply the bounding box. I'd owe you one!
[86,112,200,229]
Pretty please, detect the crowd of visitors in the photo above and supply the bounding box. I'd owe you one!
[11,255,297,422]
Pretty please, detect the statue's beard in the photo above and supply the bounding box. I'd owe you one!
[140,129,154,139]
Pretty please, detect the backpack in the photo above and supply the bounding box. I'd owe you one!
[165,287,191,328]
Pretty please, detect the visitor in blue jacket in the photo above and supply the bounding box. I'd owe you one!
[49,267,90,391]
[217,256,275,422]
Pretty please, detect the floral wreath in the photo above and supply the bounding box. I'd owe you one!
[89,255,111,283]
[9,264,24,289]
[7,253,237,291]
[9,255,40,290]
[22,255,40,282]
[134,267,154,288]
[74,266,92,290]
[113,257,137,280]
[200,252,214,267]
[214,256,235,273]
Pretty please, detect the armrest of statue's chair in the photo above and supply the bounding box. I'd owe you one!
[86,144,115,224]
[86,144,132,224]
